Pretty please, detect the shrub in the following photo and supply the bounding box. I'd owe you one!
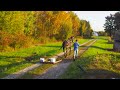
[0,31,12,51]
[9,33,34,50]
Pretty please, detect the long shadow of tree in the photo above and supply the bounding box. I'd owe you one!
[0,59,30,78]
[0,49,61,78]
[80,69,120,79]
[42,45,61,48]
[74,53,120,79]
[24,49,61,61]
[96,37,108,40]
[89,45,107,50]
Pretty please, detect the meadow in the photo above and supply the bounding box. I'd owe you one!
[0,38,90,78]
[59,36,120,79]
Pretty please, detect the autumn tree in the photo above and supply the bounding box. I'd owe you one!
[24,11,36,36]
[69,11,80,36]
[79,20,93,38]
[0,11,93,51]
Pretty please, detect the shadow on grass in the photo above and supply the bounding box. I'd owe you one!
[89,45,116,53]
[76,53,120,79]
[0,60,29,78]
[89,45,107,50]
[96,37,108,40]
[97,41,113,44]
[42,45,61,48]
[21,49,61,62]
[80,69,120,79]
[0,49,62,78]
[0,49,61,66]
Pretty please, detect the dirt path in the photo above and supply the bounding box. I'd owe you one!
[1,39,96,79]
[1,63,42,79]
[34,39,97,79]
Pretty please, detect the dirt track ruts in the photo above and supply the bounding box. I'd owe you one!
[34,39,97,79]
[1,39,96,79]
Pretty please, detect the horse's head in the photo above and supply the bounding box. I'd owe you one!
[70,36,74,42]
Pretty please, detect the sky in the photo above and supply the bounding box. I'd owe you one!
[73,11,119,31]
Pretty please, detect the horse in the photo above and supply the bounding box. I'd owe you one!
[61,36,74,57]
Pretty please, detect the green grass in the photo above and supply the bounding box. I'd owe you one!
[59,36,120,79]
[0,38,90,78]
[18,39,92,79]
[19,64,53,79]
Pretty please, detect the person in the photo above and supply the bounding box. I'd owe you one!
[73,39,80,60]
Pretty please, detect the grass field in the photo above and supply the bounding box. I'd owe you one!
[0,38,90,78]
[19,39,94,79]
[59,36,120,79]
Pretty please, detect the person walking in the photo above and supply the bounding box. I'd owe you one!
[73,39,80,60]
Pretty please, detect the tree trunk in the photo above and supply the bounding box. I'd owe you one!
[113,41,120,52]
[113,30,120,52]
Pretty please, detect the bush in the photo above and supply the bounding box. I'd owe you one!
[0,31,12,51]
[9,33,34,50]
[38,37,50,44]
[21,36,34,48]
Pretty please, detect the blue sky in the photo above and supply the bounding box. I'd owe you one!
[73,11,119,31]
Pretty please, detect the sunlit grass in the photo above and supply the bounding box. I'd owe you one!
[19,64,53,79]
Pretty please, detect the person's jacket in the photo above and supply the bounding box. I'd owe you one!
[73,42,80,50]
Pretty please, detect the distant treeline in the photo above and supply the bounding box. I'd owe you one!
[0,11,93,51]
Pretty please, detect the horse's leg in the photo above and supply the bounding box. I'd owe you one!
[68,44,71,55]
[69,46,71,55]
[66,47,67,58]
[65,48,66,58]
[63,47,66,57]
[64,51,66,57]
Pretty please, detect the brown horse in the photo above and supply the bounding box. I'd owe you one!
[61,36,74,57]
